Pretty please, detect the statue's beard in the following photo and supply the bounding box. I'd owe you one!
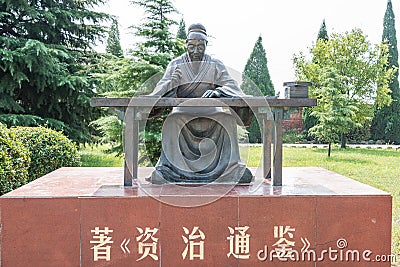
[190,53,204,61]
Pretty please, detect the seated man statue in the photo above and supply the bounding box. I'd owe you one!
[147,23,253,184]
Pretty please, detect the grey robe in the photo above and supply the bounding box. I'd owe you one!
[149,53,253,183]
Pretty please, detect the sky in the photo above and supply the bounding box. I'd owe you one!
[96,0,399,93]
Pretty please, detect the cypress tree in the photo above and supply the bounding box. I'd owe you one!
[317,19,329,41]
[242,36,274,96]
[106,19,124,57]
[371,0,400,143]
[241,35,274,143]
[176,18,187,40]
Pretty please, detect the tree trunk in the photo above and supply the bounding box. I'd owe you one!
[341,133,347,148]
[328,142,331,157]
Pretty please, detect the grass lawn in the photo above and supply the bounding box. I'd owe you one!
[79,144,123,167]
[241,145,400,260]
[79,145,400,259]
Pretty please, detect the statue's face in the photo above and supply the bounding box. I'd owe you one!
[187,39,206,61]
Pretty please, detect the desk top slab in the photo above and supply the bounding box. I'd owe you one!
[91,97,317,108]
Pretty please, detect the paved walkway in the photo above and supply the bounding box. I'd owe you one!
[240,143,400,150]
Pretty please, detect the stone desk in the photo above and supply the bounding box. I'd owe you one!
[91,97,317,186]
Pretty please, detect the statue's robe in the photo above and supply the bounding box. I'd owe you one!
[149,53,253,183]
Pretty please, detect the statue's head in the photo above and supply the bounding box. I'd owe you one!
[186,23,207,61]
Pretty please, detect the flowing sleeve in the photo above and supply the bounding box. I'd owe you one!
[213,59,249,97]
[149,59,179,97]
[147,57,181,118]
[212,59,253,126]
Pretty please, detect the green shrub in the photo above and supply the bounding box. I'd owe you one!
[0,124,30,195]
[10,126,81,182]
[0,114,74,139]
[347,122,372,144]
[283,129,307,144]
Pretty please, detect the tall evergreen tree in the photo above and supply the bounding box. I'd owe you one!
[241,35,274,143]
[131,0,185,68]
[304,20,329,137]
[0,0,110,142]
[176,18,187,40]
[130,0,185,163]
[317,19,329,41]
[93,0,185,161]
[242,36,274,96]
[371,0,400,143]
[106,19,124,57]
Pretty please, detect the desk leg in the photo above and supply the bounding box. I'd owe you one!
[273,109,283,186]
[124,107,138,187]
[132,118,139,184]
[262,116,272,179]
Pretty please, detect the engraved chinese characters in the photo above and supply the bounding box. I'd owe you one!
[89,225,309,263]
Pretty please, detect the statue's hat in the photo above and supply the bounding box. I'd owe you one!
[187,23,207,42]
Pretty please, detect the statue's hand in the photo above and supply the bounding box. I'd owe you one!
[202,89,221,98]
[171,67,182,88]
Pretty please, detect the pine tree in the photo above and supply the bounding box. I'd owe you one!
[93,0,184,161]
[241,35,274,143]
[129,0,186,163]
[0,0,109,49]
[176,18,187,40]
[106,19,124,57]
[0,0,110,142]
[371,0,400,143]
[131,0,185,68]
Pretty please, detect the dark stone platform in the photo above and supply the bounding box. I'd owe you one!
[0,167,392,266]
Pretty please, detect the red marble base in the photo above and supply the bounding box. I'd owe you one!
[0,167,392,267]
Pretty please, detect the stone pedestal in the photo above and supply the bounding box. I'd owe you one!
[0,167,392,266]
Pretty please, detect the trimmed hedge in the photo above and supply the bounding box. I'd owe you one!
[10,126,81,182]
[0,123,30,195]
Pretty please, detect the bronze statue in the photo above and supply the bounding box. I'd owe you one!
[148,23,253,184]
